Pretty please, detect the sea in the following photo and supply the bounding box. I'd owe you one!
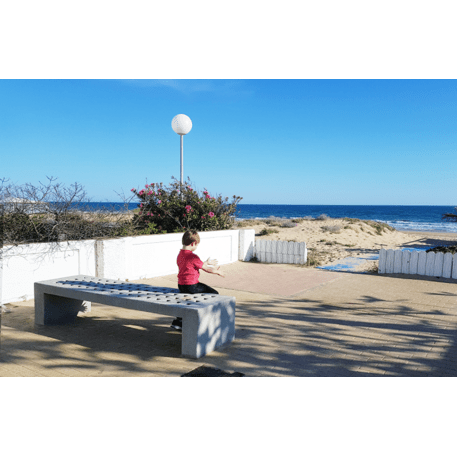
[75,202,457,234]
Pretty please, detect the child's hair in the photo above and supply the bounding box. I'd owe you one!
[182,229,200,246]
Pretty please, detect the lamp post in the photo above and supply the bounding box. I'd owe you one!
[171,114,192,197]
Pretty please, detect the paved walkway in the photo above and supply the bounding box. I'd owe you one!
[1,261,457,376]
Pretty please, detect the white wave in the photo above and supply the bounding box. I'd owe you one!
[381,220,457,233]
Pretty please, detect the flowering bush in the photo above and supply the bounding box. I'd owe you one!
[131,177,242,234]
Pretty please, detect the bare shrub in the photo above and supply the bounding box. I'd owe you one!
[259,228,279,236]
[315,214,330,221]
[263,216,282,226]
[306,249,321,266]
[1,177,137,248]
[321,225,341,234]
[234,219,255,228]
[262,217,297,228]
[364,220,395,234]
[280,219,296,228]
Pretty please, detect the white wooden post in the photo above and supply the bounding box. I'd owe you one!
[287,241,294,263]
[386,249,395,273]
[425,251,435,276]
[276,240,283,263]
[452,254,457,280]
[401,250,411,274]
[257,239,265,262]
[433,252,444,277]
[379,249,387,274]
[417,251,427,275]
[443,252,453,278]
[293,242,300,264]
[264,240,271,263]
[409,250,419,275]
[393,250,403,273]
[280,241,288,263]
[300,242,307,264]
[271,241,277,263]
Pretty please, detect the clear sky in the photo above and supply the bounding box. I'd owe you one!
[1,79,456,205]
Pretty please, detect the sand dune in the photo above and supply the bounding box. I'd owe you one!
[235,217,457,267]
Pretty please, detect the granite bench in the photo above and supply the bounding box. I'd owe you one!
[34,275,236,358]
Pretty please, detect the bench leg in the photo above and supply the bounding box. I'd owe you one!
[181,299,236,358]
[35,290,89,325]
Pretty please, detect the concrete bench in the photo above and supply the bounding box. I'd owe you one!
[34,275,236,358]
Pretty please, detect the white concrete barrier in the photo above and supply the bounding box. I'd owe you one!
[378,248,457,279]
[1,240,96,304]
[1,229,254,305]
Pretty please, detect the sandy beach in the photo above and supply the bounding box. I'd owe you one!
[234,217,457,268]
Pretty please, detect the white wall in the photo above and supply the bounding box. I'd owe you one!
[0,229,255,305]
[1,240,96,303]
[96,229,242,280]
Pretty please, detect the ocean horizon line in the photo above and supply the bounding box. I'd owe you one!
[62,202,457,234]
[90,202,455,207]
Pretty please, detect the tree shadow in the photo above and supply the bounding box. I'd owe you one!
[0,304,191,375]
[208,291,457,377]
[3,284,457,376]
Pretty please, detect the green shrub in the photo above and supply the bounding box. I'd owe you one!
[131,177,242,234]
[427,245,457,254]
[3,213,38,243]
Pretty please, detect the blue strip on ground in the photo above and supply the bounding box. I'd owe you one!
[317,256,377,272]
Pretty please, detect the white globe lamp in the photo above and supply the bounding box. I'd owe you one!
[172,114,192,194]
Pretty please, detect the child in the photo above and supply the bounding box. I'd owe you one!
[170,229,224,331]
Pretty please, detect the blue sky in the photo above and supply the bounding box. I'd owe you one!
[1,79,456,205]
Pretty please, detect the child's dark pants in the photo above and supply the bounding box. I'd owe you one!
[178,283,219,295]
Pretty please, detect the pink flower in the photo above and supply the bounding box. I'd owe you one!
[148,190,153,195]
[201,216,206,219]
[185,205,192,213]
[131,188,135,192]
[208,212,215,218]
[158,200,162,204]
[140,203,143,208]
[145,184,149,188]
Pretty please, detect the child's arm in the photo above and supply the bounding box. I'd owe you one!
[201,258,224,277]
[202,257,218,270]
[202,265,225,277]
